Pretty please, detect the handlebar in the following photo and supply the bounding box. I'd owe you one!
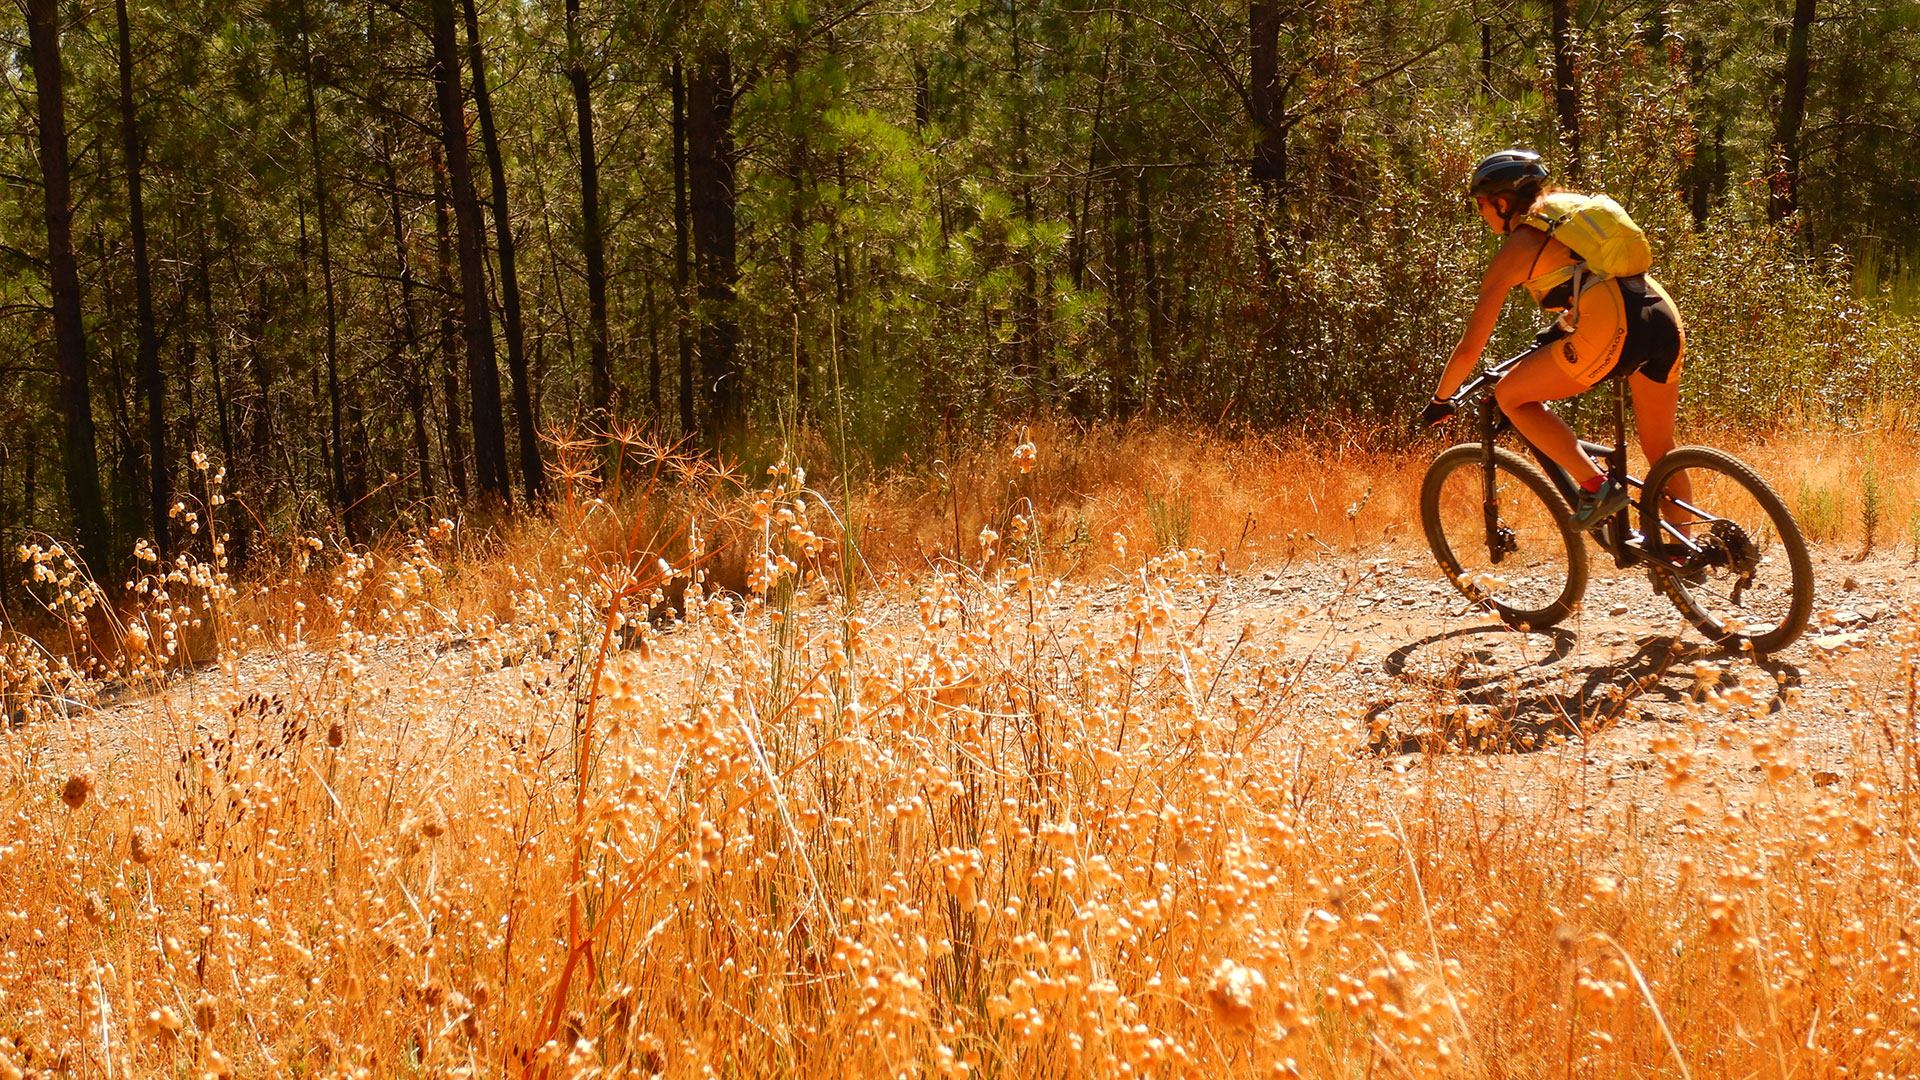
[1445,348,1530,407]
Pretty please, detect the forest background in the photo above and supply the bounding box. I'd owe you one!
[1,0,1917,598]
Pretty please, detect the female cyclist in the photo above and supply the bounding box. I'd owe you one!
[1424,149,1688,530]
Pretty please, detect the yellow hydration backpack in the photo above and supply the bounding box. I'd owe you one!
[1519,192,1654,308]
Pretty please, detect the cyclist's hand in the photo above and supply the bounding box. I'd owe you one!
[1418,397,1456,430]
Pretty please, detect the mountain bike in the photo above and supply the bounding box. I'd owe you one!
[1418,349,1814,655]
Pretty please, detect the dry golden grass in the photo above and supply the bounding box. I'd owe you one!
[0,430,1917,1079]
[844,416,1920,575]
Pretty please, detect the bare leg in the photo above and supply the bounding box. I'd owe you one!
[1494,350,1602,484]
[1630,368,1692,537]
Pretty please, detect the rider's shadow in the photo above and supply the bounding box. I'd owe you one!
[1367,625,1803,755]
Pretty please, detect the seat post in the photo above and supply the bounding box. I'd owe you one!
[1612,372,1629,481]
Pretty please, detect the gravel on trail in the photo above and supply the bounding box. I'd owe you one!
[60,543,1918,810]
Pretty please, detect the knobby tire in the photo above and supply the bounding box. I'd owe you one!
[1420,443,1589,630]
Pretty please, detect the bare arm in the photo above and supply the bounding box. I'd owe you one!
[1432,227,1547,399]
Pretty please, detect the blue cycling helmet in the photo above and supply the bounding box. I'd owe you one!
[1468,149,1549,200]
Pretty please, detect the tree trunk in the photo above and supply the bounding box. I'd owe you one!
[672,62,695,439]
[27,0,110,571]
[688,50,739,444]
[383,129,434,497]
[461,0,542,499]
[1137,172,1167,379]
[345,394,369,525]
[913,59,931,130]
[116,0,167,554]
[785,42,810,422]
[179,299,197,462]
[242,272,275,488]
[299,1,351,536]
[1109,174,1137,418]
[199,242,234,473]
[1008,1,1042,394]
[1550,0,1581,180]
[431,144,470,500]
[1769,0,1816,224]
[567,0,613,425]
[1248,2,1288,195]
[645,276,661,421]
[100,226,143,549]
[530,162,580,426]
[429,0,510,502]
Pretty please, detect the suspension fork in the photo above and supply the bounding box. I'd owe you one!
[1481,398,1505,564]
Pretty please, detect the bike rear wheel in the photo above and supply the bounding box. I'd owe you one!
[1639,446,1813,654]
[1421,444,1589,629]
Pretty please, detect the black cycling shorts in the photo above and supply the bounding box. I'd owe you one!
[1533,274,1685,387]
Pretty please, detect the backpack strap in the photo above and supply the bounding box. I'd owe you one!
[1555,263,1614,331]
[1523,209,1610,328]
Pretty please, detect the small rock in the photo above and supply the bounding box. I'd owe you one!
[1608,604,1629,617]
[1811,632,1866,652]
[1829,609,1865,627]
[1842,576,1860,592]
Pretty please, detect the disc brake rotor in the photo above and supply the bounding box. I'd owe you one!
[1701,519,1760,603]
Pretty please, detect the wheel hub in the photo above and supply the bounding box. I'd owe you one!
[1698,520,1761,602]
[1489,522,1518,563]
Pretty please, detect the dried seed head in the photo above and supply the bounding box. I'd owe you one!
[61,773,94,810]
[327,722,345,748]
[82,891,107,926]
[1555,923,1578,955]
[130,826,156,864]
[1206,958,1265,1030]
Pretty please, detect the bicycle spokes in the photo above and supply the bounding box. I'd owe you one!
[1638,450,1813,654]
[1486,519,1518,563]
[1422,444,1587,629]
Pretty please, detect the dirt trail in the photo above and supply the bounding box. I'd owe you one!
[1195,544,1915,794]
[62,544,1916,799]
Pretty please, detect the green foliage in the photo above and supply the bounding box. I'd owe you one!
[1795,479,1846,544]
[1860,450,1883,554]
[1145,485,1192,553]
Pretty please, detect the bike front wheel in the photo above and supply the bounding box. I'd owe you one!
[1639,446,1813,654]
[1421,444,1589,629]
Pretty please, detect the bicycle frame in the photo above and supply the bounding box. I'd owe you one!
[1451,348,1718,572]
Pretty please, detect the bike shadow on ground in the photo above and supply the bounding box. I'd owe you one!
[1365,624,1804,755]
